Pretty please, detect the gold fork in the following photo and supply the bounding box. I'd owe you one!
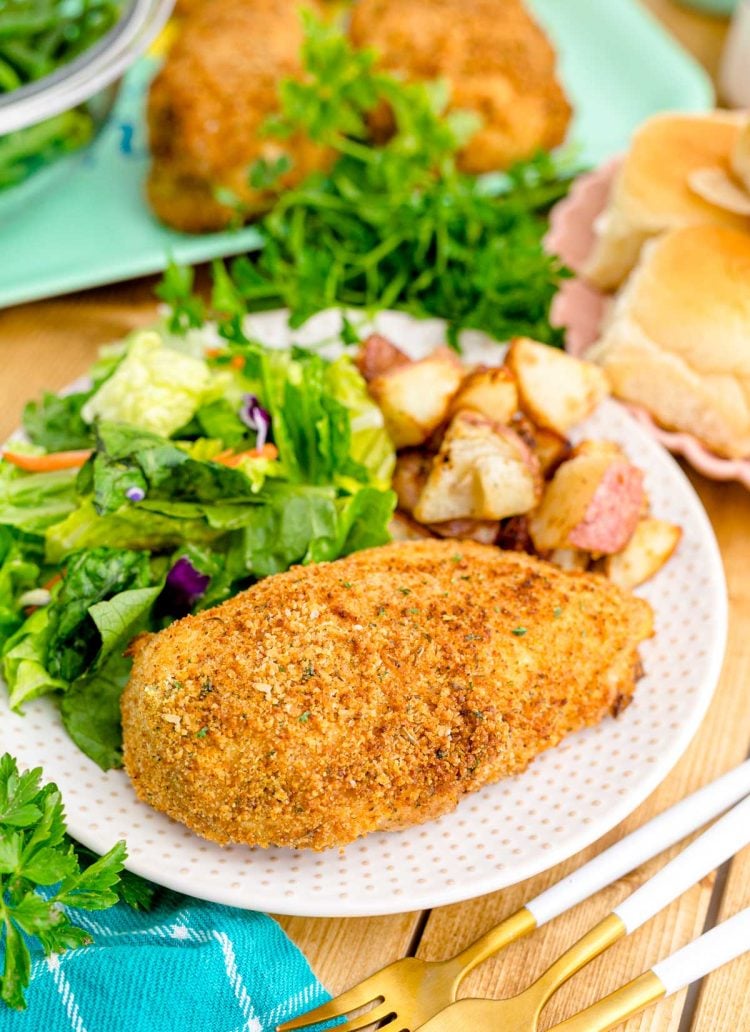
[546,906,750,1032]
[278,762,750,1032]
[377,793,750,1032]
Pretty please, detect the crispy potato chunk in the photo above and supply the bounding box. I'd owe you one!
[414,411,542,523]
[529,453,645,555]
[368,348,464,448]
[604,519,682,589]
[507,338,609,435]
[451,366,519,424]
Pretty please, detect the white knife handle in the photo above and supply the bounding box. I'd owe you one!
[527,759,750,927]
[654,907,750,996]
[615,794,750,934]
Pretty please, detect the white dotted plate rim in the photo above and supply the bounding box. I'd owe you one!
[0,310,728,917]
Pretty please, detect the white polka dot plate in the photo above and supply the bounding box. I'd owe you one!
[0,311,728,917]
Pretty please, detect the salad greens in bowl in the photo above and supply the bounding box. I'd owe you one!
[0,314,396,769]
[0,0,172,202]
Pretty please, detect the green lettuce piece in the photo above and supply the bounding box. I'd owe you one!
[22,390,96,452]
[89,586,163,664]
[2,608,66,710]
[46,548,153,681]
[0,528,44,640]
[244,344,366,486]
[194,399,248,447]
[0,464,78,533]
[325,355,395,488]
[236,484,395,577]
[45,501,224,564]
[336,486,396,556]
[88,422,263,516]
[80,331,214,438]
[60,653,132,770]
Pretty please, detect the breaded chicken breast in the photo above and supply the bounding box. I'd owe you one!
[147,0,331,232]
[349,0,572,173]
[121,540,652,851]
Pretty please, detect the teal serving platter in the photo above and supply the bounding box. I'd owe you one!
[0,0,713,309]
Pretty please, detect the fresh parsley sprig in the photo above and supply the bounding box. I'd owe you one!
[0,754,134,1010]
[175,14,575,348]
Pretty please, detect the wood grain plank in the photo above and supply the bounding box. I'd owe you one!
[416,472,750,1032]
[276,913,422,995]
[689,846,750,1031]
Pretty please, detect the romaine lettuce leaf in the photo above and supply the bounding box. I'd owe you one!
[2,608,66,710]
[0,527,43,639]
[45,501,224,565]
[46,548,153,681]
[0,463,78,533]
[23,390,96,452]
[60,653,132,770]
[88,422,263,516]
[325,355,395,488]
[89,586,163,663]
[236,483,395,577]
[81,331,214,438]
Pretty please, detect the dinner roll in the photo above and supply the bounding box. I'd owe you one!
[586,224,750,459]
[584,112,749,291]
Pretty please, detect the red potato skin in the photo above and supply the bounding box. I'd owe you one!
[568,462,645,554]
[357,334,412,381]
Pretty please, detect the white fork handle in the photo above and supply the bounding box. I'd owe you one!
[654,907,750,995]
[615,793,750,933]
[527,759,750,926]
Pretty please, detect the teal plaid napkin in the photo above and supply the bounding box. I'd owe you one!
[0,891,329,1032]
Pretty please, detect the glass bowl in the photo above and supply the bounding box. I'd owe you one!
[0,0,173,207]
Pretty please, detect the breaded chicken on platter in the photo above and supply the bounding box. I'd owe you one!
[147,0,331,232]
[122,540,652,851]
[349,0,572,173]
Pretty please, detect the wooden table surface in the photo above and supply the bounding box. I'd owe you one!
[1,3,747,1030]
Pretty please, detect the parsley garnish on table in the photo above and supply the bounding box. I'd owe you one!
[0,753,153,1011]
[208,13,576,348]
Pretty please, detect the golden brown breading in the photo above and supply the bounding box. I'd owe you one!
[349,0,572,173]
[121,540,652,851]
[146,0,331,232]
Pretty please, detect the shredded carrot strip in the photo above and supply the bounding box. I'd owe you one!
[229,354,246,370]
[213,443,278,467]
[3,449,92,472]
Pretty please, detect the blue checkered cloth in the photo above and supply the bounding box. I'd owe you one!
[0,891,329,1032]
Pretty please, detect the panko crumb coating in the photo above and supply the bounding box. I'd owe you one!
[146,0,331,232]
[121,540,652,851]
[349,0,572,173]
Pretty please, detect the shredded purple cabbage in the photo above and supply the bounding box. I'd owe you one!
[125,486,146,503]
[239,394,272,450]
[162,557,211,615]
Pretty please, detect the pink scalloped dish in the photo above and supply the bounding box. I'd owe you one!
[545,162,750,490]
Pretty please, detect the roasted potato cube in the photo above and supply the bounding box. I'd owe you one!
[451,366,518,424]
[389,512,436,542]
[604,518,682,589]
[368,347,464,448]
[548,548,590,571]
[571,439,626,462]
[392,450,432,515]
[533,427,572,476]
[529,452,645,555]
[414,411,542,523]
[506,337,609,435]
[357,333,411,381]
